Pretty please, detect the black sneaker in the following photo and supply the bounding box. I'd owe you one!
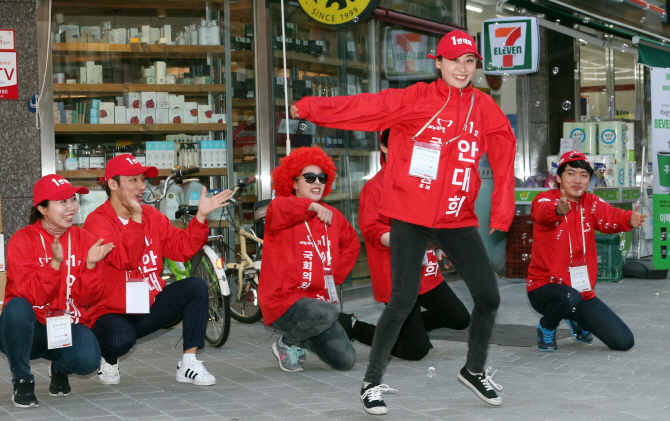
[537,322,558,352]
[457,366,502,406]
[360,383,387,415]
[48,362,71,397]
[566,319,593,344]
[12,376,38,408]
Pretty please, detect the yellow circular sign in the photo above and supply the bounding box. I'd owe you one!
[298,0,381,26]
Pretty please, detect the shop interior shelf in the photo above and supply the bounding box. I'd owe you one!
[52,43,226,61]
[57,168,228,179]
[54,123,226,134]
[53,83,225,97]
[276,147,370,157]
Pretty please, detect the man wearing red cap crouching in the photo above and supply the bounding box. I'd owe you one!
[527,151,647,353]
[84,154,232,386]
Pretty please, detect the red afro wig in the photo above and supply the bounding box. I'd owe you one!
[272,147,337,198]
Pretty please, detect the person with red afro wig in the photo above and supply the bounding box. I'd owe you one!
[271,147,337,198]
[259,147,360,374]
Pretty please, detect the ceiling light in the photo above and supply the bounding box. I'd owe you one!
[466,5,483,13]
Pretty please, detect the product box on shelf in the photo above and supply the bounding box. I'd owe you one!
[114,106,126,124]
[155,108,169,124]
[146,141,175,169]
[86,61,96,84]
[624,122,635,161]
[212,113,225,124]
[184,102,198,123]
[563,122,596,154]
[140,92,156,108]
[126,108,141,124]
[99,102,115,124]
[79,67,87,84]
[156,92,169,109]
[140,108,156,124]
[198,104,212,123]
[124,92,141,109]
[598,121,624,160]
[200,140,227,168]
[155,61,167,84]
[169,108,183,124]
[169,94,185,109]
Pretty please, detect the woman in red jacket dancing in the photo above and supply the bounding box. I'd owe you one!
[259,147,360,373]
[291,30,516,413]
[3,175,113,408]
[527,151,646,352]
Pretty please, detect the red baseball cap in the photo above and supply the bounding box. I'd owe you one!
[558,151,590,167]
[33,175,89,206]
[105,154,159,181]
[427,30,483,61]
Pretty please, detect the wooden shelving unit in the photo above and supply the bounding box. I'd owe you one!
[54,83,225,97]
[55,123,226,134]
[275,50,369,72]
[52,43,225,61]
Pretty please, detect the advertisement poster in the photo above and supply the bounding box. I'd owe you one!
[382,28,438,81]
[651,67,670,268]
[0,51,17,99]
[481,17,539,75]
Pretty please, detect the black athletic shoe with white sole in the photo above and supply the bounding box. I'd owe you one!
[48,362,71,396]
[457,366,502,406]
[360,383,387,415]
[12,376,39,408]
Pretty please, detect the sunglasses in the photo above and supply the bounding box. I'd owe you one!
[295,172,328,184]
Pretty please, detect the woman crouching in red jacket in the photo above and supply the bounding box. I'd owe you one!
[527,151,647,352]
[3,175,113,408]
[259,147,361,373]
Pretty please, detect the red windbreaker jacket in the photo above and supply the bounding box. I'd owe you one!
[6,222,105,327]
[359,164,444,303]
[295,81,516,231]
[83,200,209,323]
[527,189,632,300]
[259,196,361,325]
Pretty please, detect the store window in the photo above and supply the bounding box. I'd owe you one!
[580,43,609,118]
[380,0,458,25]
[49,1,256,230]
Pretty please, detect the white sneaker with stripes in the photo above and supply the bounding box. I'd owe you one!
[176,360,216,386]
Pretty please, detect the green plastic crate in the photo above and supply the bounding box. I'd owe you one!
[597,267,624,283]
[596,233,624,272]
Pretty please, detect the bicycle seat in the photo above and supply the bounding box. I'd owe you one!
[253,199,271,240]
[175,205,199,220]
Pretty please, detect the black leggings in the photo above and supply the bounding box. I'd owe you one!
[364,222,500,384]
[347,281,470,360]
[93,277,209,364]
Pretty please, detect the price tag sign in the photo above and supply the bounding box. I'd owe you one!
[0,51,18,99]
[0,30,15,51]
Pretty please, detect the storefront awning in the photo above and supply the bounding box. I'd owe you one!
[637,43,670,68]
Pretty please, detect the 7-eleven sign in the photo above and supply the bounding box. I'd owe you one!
[482,17,539,75]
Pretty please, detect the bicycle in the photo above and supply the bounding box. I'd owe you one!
[144,167,232,347]
[211,176,265,324]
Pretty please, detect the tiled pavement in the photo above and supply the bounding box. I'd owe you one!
[1,275,670,420]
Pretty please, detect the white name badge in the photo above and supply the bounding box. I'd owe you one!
[46,311,72,349]
[324,268,339,303]
[569,264,591,292]
[126,279,151,314]
[409,142,441,180]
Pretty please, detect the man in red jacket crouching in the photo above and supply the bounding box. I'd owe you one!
[527,151,647,352]
[259,147,360,373]
[84,155,232,386]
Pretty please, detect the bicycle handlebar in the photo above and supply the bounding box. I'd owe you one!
[144,166,200,204]
[174,205,199,220]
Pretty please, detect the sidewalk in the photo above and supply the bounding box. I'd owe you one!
[0,276,669,420]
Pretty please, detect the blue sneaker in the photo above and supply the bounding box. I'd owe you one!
[537,322,557,351]
[566,319,593,344]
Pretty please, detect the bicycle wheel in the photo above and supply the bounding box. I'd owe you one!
[228,268,263,324]
[189,250,231,347]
